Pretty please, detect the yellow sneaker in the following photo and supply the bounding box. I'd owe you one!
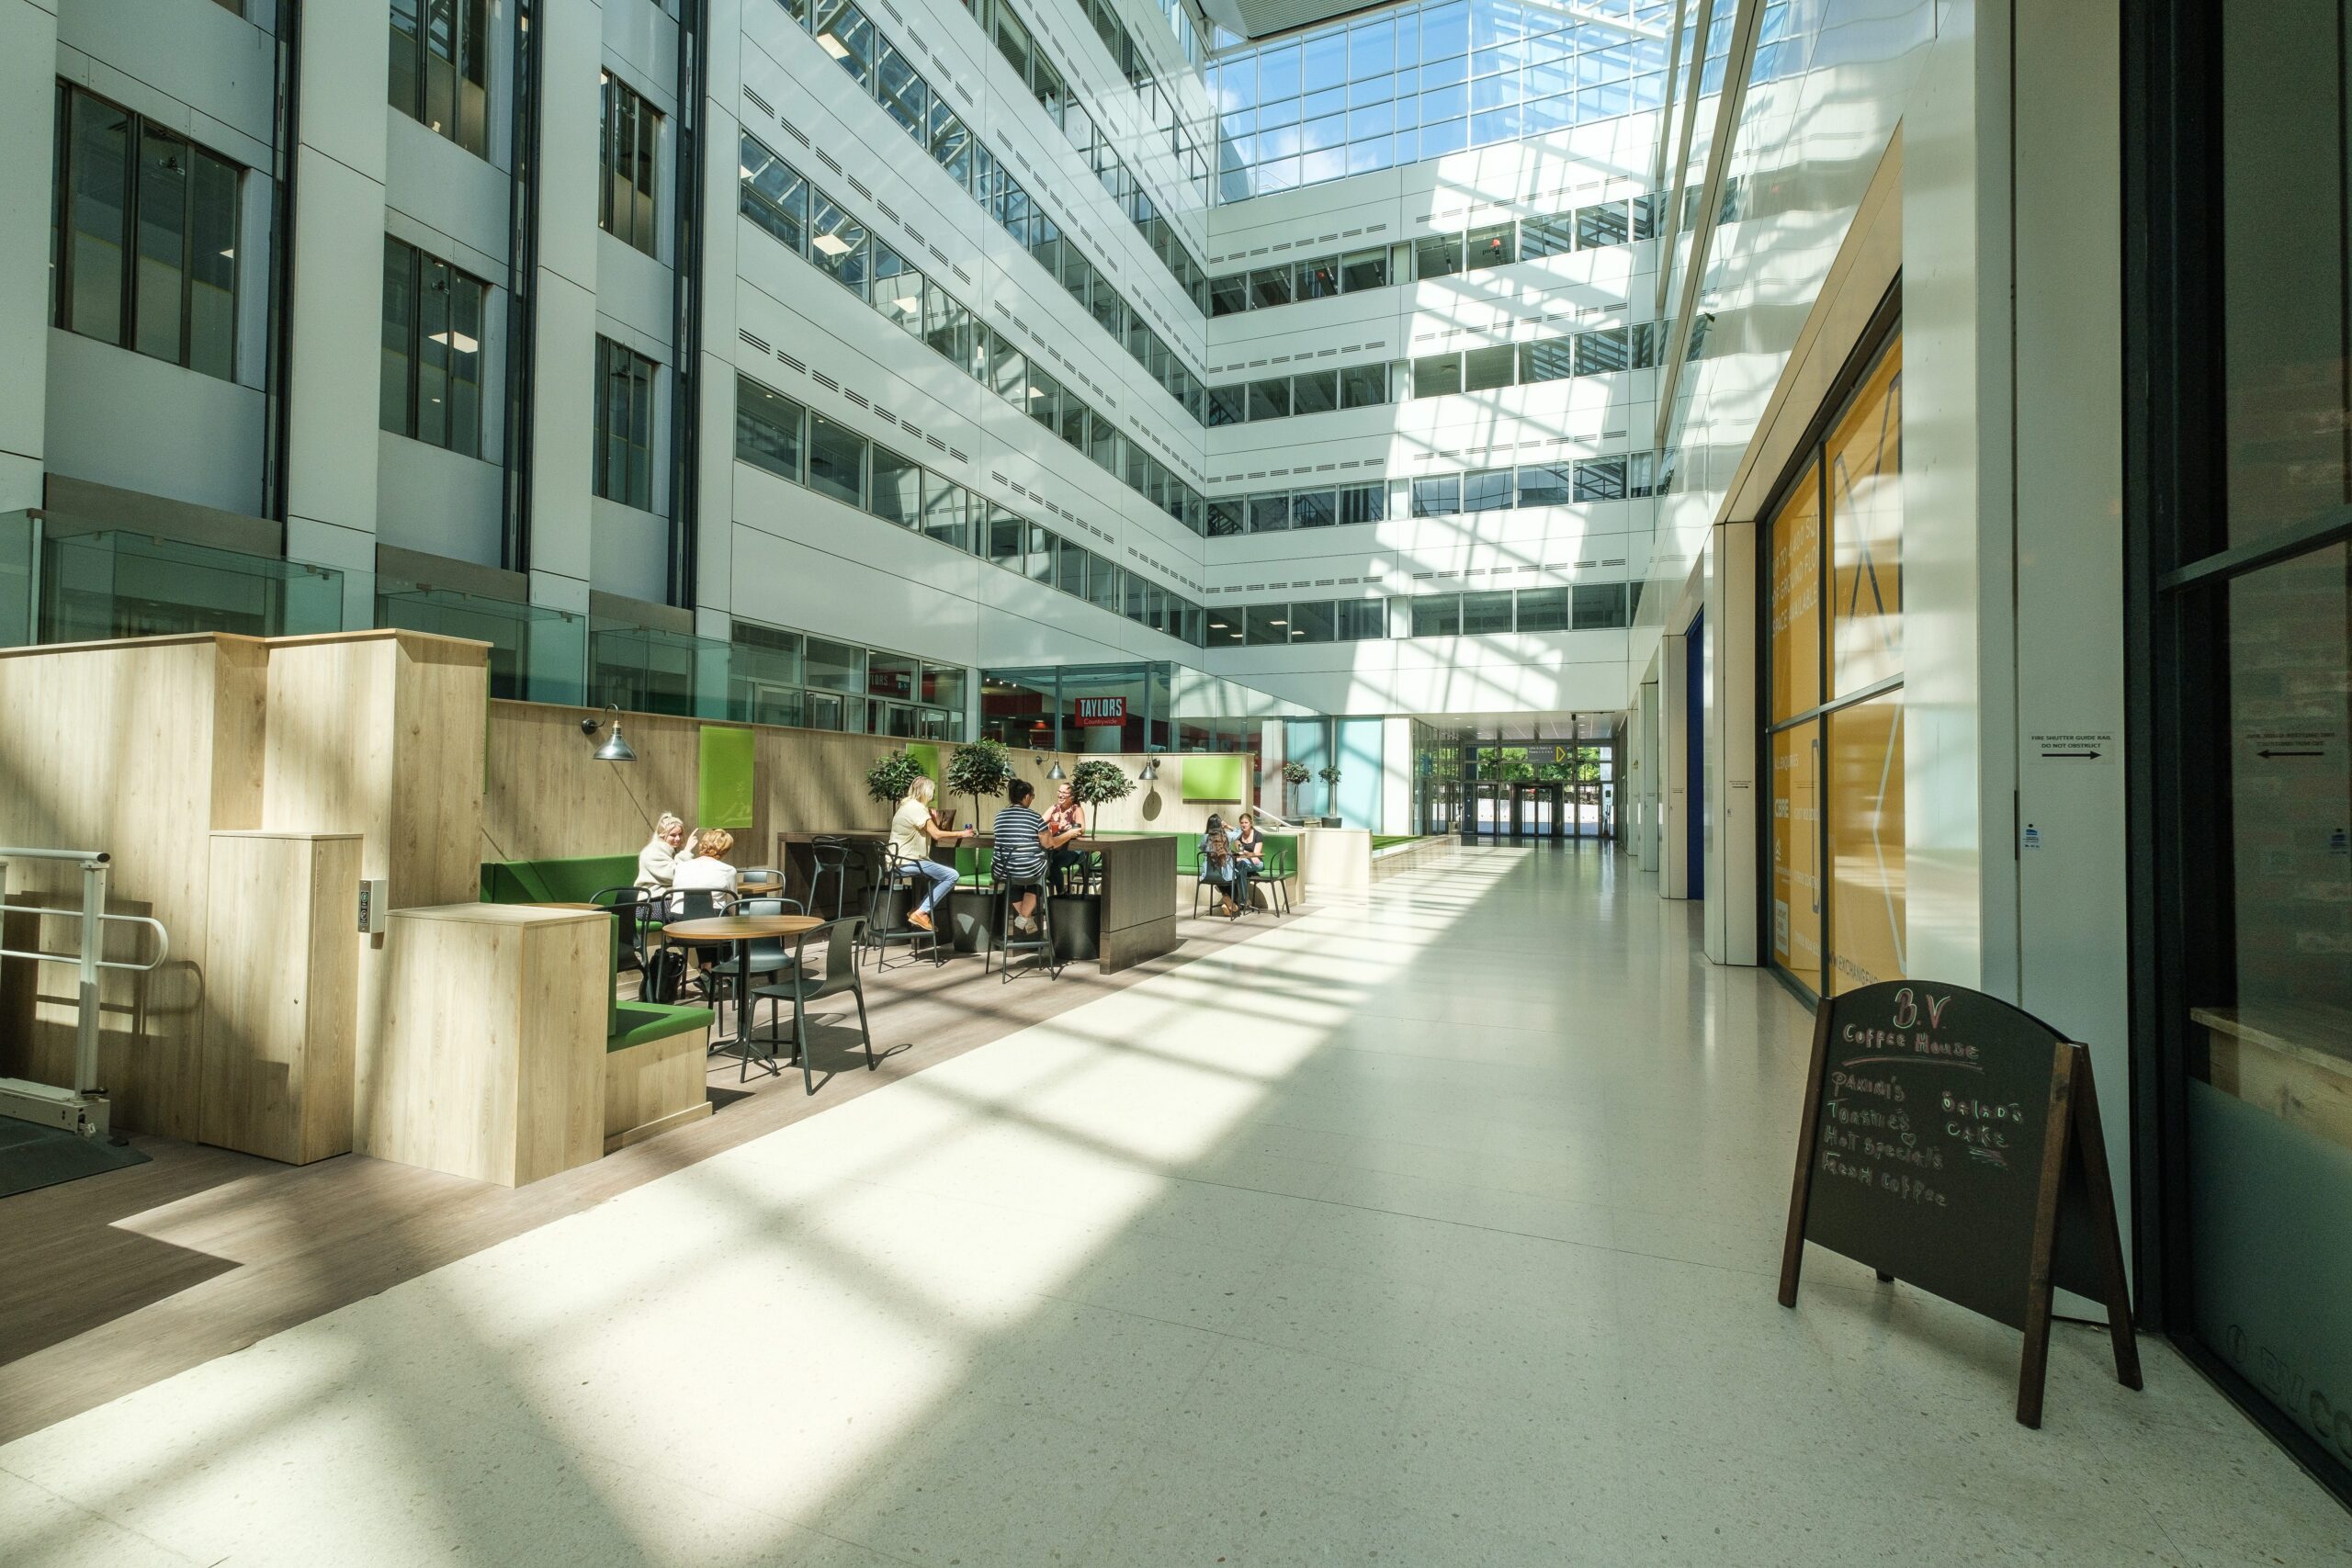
[908,909,933,931]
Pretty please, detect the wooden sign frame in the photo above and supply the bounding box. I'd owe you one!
[1778,993,2143,1427]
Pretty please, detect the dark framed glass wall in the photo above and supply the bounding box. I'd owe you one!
[1760,321,1905,1003]
[2125,0,2352,1503]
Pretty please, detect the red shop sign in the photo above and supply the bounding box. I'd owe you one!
[1071,696,1126,728]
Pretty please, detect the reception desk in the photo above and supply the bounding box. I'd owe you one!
[775,830,1178,974]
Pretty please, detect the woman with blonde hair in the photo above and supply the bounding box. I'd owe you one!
[888,776,969,931]
[668,827,739,895]
[636,812,694,891]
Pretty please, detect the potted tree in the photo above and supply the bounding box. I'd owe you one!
[1280,760,1310,820]
[1316,764,1343,828]
[944,737,1013,832]
[864,749,928,815]
[1068,758,1136,815]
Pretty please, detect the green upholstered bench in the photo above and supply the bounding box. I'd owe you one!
[598,915,714,1152]
[481,853,641,905]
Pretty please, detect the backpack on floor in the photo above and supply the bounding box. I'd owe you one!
[643,946,689,1005]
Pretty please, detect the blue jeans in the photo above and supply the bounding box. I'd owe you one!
[904,858,957,914]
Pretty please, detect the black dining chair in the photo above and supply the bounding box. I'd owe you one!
[662,888,739,1013]
[809,836,854,920]
[590,886,658,977]
[752,919,875,1095]
[705,894,805,1037]
[988,879,1059,983]
[865,850,942,971]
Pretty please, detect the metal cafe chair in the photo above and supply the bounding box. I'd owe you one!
[988,879,1060,983]
[864,850,942,971]
[752,919,876,1095]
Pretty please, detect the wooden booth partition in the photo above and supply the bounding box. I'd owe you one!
[484,700,706,865]
[0,629,490,1158]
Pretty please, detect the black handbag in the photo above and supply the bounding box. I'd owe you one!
[643,946,689,1004]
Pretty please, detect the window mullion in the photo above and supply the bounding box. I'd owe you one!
[118,110,139,349]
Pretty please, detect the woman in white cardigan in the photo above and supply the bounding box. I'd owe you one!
[636,813,693,891]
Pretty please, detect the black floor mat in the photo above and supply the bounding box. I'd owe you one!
[0,1114,151,1200]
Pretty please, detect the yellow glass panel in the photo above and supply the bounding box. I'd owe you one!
[1826,336,1903,696]
[1771,719,1823,995]
[1766,459,1821,723]
[1826,694,1905,994]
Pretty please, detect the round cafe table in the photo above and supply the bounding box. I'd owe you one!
[662,914,823,1076]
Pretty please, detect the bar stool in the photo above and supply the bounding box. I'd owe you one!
[988,878,1060,983]
[809,836,854,920]
[865,850,943,971]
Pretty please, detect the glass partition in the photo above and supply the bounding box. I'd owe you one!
[39,529,343,643]
[0,510,34,649]
[378,582,586,705]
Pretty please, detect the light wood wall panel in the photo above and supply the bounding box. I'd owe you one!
[199,831,361,1164]
[368,904,605,1187]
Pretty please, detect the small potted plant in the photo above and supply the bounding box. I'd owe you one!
[864,748,928,814]
[1280,760,1311,819]
[1068,758,1135,814]
[944,737,1014,830]
[1317,764,1343,827]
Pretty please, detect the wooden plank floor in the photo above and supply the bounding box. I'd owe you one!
[0,909,1277,1444]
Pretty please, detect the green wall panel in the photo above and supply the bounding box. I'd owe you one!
[1182,753,1247,803]
[697,726,756,829]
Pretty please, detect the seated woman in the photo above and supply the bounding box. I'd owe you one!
[668,828,739,898]
[1043,780,1089,894]
[991,779,1051,933]
[1233,813,1268,897]
[1198,813,1251,919]
[636,813,693,891]
[889,777,970,932]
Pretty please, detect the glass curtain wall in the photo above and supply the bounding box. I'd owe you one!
[1764,330,1903,1000]
[2130,0,2352,1500]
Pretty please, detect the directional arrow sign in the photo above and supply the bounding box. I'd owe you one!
[2043,750,2101,761]
[2257,749,2323,760]
[2031,732,2116,763]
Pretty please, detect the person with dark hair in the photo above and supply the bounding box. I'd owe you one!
[1198,812,1250,918]
[992,778,1052,932]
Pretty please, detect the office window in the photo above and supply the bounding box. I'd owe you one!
[1573,582,1629,628]
[1023,525,1056,583]
[1249,492,1293,532]
[593,338,658,509]
[1335,600,1385,639]
[1463,468,1514,512]
[1412,594,1463,636]
[1461,591,1514,634]
[813,0,876,87]
[987,508,1024,570]
[1206,498,1244,536]
[806,412,866,507]
[740,133,808,252]
[1293,489,1338,528]
[1463,344,1516,393]
[1297,254,1340,299]
[809,197,867,292]
[1088,554,1121,614]
[735,375,804,480]
[1210,273,1248,315]
[1411,475,1461,516]
[1577,199,1629,248]
[1340,482,1385,525]
[379,239,486,457]
[1632,192,1663,240]
[1521,212,1576,259]
[1291,601,1337,642]
[1249,377,1292,421]
[389,0,490,156]
[1577,326,1630,376]
[1521,338,1576,384]
[1516,463,1571,507]
[871,244,923,334]
[599,75,661,256]
[52,86,240,382]
[1205,609,1244,646]
[1250,265,1292,308]
[1415,233,1463,278]
[1245,604,1288,646]
[1340,364,1388,408]
[1340,247,1387,291]
[1413,354,1462,399]
[876,42,927,137]
[869,446,922,526]
[1466,222,1514,269]
[1516,587,1570,631]
[1293,369,1340,415]
[1206,383,1245,427]
[1574,457,1628,501]
[1056,535,1089,597]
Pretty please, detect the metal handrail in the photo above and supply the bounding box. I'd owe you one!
[0,906,171,973]
[0,847,169,1125]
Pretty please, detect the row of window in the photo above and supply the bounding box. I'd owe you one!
[1408,452,1674,515]
[1204,484,1386,536]
[962,0,1215,297]
[1205,195,1655,319]
[1204,363,1396,424]
[51,85,241,384]
[1206,0,1680,201]
[1208,582,1631,646]
[739,133,1219,536]
[734,371,1224,644]
[770,0,1206,422]
[725,620,967,739]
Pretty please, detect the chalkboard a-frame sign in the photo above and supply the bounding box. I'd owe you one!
[1777,980,2143,1427]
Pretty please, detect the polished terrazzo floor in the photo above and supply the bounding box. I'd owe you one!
[3,843,2346,1565]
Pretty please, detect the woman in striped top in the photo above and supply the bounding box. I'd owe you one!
[991,778,1052,932]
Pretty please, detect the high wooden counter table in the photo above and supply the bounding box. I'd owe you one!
[774,830,1179,974]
